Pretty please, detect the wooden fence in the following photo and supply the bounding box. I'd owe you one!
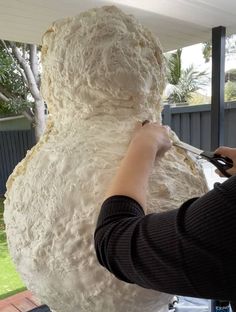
[162,101,236,150]
[0,129,35,196]
[0,101,236,196]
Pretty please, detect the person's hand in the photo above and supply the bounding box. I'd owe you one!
[214,146,236,177]
[131,121,172,157]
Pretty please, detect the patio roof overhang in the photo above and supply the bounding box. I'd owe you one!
[0,0,236,51]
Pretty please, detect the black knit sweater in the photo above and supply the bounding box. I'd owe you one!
[94,175,236,302]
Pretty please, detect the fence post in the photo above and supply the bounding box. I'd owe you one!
[211,26,226,150]
[162,104,171,126]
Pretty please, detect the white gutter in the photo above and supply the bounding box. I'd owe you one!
[0,115,25,122]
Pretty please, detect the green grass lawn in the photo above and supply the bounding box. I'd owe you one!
[0,197,26,299]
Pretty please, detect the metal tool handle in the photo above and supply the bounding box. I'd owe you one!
[201,151,233,178]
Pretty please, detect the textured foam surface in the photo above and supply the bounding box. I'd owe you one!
[4,6,208,312]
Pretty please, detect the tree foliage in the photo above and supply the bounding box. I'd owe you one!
[0,47,27,96]
[225,68,236,82]
[202,42,212,63]
[166,49,182,85]
[0,43,30,115]
[187,92,210,105]
[202,34,236,63]
[0,40,45,141]
[225,81,236,101]
[0,103,11,115]
[165,49,208,104]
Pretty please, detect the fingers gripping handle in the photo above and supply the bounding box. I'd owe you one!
[201,151,233,178]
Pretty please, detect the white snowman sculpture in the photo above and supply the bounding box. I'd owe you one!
[4,6,208,312]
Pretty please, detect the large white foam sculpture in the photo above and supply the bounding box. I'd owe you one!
[4,6,208,312]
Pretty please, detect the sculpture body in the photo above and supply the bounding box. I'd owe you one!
[4,6,208,312]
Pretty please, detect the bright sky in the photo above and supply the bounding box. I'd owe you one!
[180,42,236,96]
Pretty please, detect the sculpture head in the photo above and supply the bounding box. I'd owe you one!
[41,6,166,121]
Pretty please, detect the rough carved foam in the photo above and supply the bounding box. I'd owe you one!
[4,6,208,312]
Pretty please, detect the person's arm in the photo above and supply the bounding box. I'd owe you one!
[95,126,236,300]
[95,176,236,300]
[104,122,172,209]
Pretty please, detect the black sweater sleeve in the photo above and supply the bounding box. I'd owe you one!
[94,176,236,301]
